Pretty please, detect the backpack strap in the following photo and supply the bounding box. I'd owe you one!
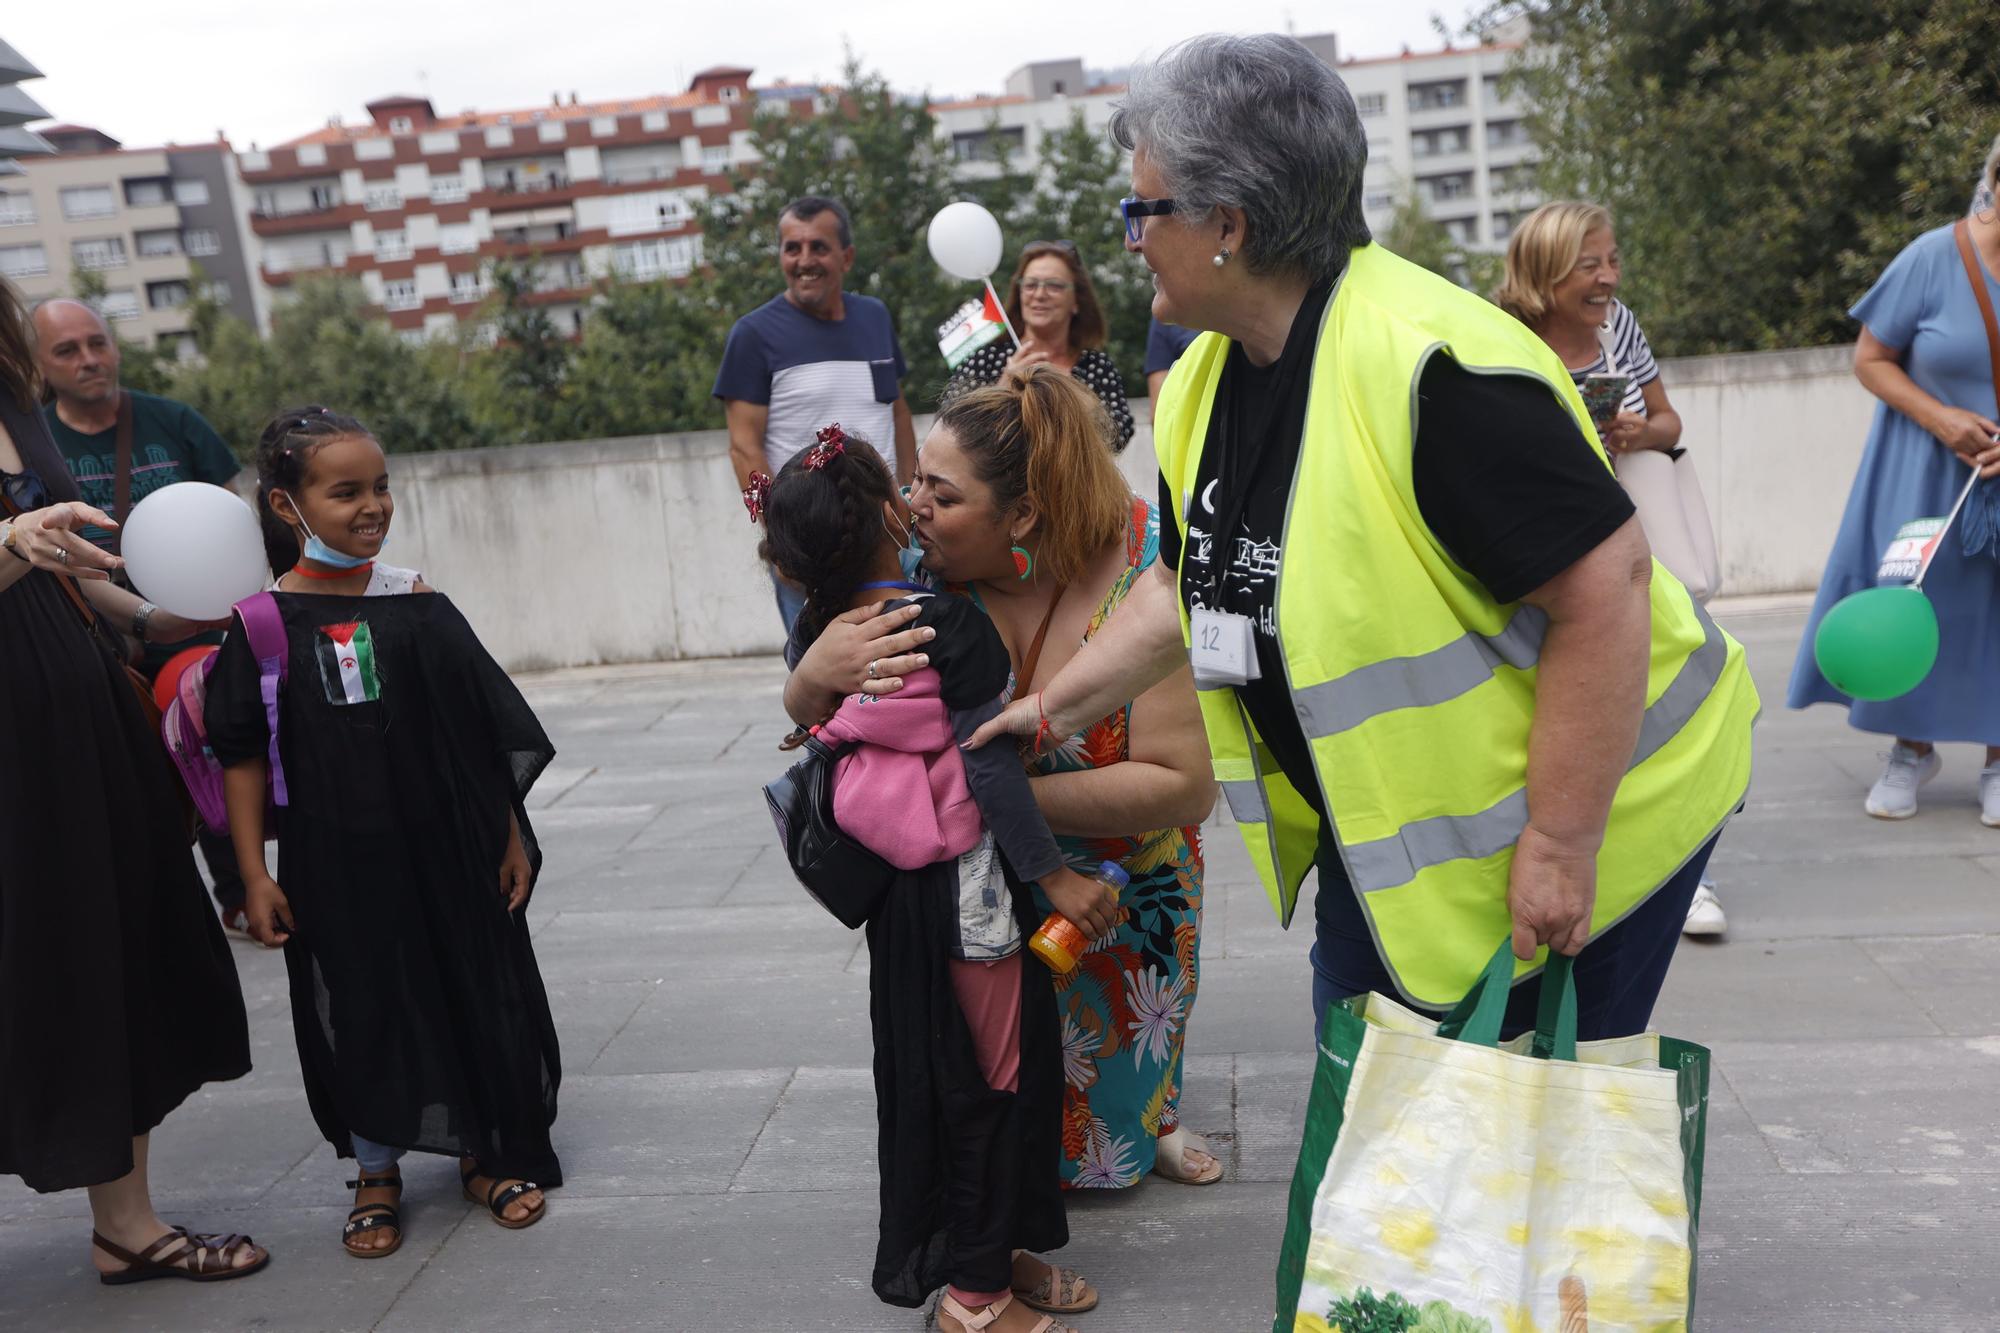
[233,591,290,807]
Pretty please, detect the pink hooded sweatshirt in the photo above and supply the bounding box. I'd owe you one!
[817,667,982,871]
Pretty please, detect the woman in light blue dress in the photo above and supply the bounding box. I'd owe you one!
[1788,139,2000,824]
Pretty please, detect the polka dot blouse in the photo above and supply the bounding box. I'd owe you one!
[938,343,1137,452]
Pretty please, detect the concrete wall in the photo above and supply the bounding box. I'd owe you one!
[375,344,1873,672]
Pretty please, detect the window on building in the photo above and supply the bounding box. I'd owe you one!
[1483,74,1505,104]
[1491,211,1518,241]
[614,236,695,280]
[1364,191,1394,212]
[172,178,211,207]
[136,229,183,258]
[1412,126,1471,157]
[1421,172,1474,203]
[0,192,34,226]
[449,269,489,303]
[60,185,117,221]
[382,278,420,311]
[0,243,48,278]
[950,127,1026,164]
[72,237,129,271]
[720,85,741,103]
[374,230,412,261]
[1492,163,1534,193]
[701,144,730,172]
[364,184,403,212]
[430,174,467,203]
[1356,92,1386,117]
[157,330,198,361]
[96,289,141,321]
[1486,119,1527,149]
[439,223,479,255]
[389,115,413,134]
[123,178,171,208]
[147,279,192,310]
[205,279,232,304]
[183,227,220,256]
[1407,80,1468,112]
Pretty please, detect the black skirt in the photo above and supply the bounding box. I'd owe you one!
[868,865,1067,1306]
[205,591,561,1184]
[0,567,251,1193]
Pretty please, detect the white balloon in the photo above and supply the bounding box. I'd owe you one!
[121,483,270,621]
[927,201,1004,281]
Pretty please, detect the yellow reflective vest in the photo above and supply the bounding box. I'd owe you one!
[1154,243,1759,1007]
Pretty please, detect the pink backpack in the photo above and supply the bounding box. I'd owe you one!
[161,592,290,836]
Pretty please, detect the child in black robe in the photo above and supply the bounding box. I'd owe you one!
[207,407,560,1259]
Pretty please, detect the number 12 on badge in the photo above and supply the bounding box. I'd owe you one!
[1189,607,1259,687]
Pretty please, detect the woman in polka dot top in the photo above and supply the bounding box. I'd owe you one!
[939,240,1137,452]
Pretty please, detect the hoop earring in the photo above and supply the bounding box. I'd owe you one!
[1213,247,1231,268]
[1011,545,1034,580]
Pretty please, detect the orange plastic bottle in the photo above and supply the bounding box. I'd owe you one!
[1028,861,1130,973]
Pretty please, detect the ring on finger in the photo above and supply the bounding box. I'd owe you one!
[53,545,70,564]
[867,659,879,679]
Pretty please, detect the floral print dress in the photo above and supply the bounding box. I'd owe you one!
[1029,497,1206,1189]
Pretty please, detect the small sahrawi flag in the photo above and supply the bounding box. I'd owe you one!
[316,621,381,705]
[936,291,1006,370]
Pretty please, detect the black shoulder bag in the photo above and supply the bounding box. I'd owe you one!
[762,729,895,929]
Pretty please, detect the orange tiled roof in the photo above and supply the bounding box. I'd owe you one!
[277,90,716,148]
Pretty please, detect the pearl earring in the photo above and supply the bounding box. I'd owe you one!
[1213,247,1231,268]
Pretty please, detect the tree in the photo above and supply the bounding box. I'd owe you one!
[464,258,574,445]
[1472,0,2000,354]
[64,264,176,395]
[557,272,732,438]
[170,276,486,454]
[1380,191,1463,281]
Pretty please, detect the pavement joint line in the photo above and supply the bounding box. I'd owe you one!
[1854,938,1951,1036]
[714,720,757,761]
[614,805,674,855]
[370,1195,478,1331]
[581,979,661,1074]
[726,1066,801,1194]
[545,765,602,809]
[1711,1065,1789,1175]
[254,1136,330,1205]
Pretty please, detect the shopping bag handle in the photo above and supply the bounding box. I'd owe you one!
[1436,942,1579,1061]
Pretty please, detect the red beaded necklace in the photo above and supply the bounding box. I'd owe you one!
[289,560,373,582]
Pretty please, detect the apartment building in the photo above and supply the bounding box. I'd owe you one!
[0,38,52,173]
[933,34,1537,256]
[1338,37,1539,252]
[238,69,806,342]
[0,129,263,356]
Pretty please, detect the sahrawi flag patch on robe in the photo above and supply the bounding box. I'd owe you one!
[316,621,382,705]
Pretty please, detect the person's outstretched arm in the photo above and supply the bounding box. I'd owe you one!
[966,560,1185,751]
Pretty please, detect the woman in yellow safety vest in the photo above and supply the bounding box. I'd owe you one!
[951,33,1760,1037]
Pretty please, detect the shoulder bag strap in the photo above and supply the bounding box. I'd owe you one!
[1015,583,1068,696]
[233,591,290,805]
[1953,219,2000,418]
[113,391,135,532]
[1594,317,1622,376]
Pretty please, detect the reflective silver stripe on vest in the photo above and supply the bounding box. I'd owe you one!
[1293,606,1548,740]
[1222,780,1269,824]
[1342,599,1728,893]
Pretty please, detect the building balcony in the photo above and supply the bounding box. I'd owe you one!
[252,199,340,221]
[448,282,491,305]
[0,202,35,227]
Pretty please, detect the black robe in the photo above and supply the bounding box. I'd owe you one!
[205,590,561,1183]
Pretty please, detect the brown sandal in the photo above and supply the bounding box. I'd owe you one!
[460,1162,546,1230]
[343,1173,405,1258]
[1012,1259,1098,1315]
[93,1228,270,1285]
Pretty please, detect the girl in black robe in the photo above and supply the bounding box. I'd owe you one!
[758,426,1104,1331]
[205,407,559,1259]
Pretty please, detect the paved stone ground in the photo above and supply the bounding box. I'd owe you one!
[4,604,1998,1330]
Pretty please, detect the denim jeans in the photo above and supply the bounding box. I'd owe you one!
[771,568,807,637]
[1309,826,1719,1042]
[350,1134,406,1175]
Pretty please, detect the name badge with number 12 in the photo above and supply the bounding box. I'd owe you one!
[1190,606,1260,687]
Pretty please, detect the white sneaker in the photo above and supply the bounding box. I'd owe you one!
[1683,880,1726,938]
[1865,744,1942,819]
[1981,762,2000,828]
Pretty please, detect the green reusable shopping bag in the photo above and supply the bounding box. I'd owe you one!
[1272,942,1710,1333]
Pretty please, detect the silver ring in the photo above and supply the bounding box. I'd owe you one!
[53,545,69,564]
[867,659,879,679]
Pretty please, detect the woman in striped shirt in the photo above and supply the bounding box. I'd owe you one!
[1498,201,1724,940]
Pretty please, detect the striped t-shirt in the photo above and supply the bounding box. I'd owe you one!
[712,292,908,471]
[1568,297,1661,418]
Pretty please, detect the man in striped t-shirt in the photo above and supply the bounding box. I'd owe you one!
[715,196,915,631]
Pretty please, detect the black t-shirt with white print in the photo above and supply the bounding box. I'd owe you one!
[1157,276,1634,823]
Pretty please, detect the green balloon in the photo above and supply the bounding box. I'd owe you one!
[1813,586,1940,701]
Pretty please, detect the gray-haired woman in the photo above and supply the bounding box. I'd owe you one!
[957,33,1759,1039]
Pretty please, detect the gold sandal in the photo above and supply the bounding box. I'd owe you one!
[939,1291,1075,1333]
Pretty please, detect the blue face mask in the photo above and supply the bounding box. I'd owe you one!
[285,498,374,570]
[886,503,927,582]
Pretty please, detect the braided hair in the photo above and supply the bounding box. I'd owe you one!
[252,405,375,575]
[756,425,897,645]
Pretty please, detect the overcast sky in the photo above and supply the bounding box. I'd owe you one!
[10,2,1481,151]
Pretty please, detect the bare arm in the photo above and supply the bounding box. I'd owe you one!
[723,399,772,492]
[1635,377,1682,451]
[1506,514,1654,959]
[0,501,122,595]
[891,394,916,487]
[1028,660,1216,837]
[224,759,295,947]
[1856,327,2000,468]
[966,559,1187,750]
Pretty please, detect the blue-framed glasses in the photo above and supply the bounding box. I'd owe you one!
[1119,195,1177,242]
